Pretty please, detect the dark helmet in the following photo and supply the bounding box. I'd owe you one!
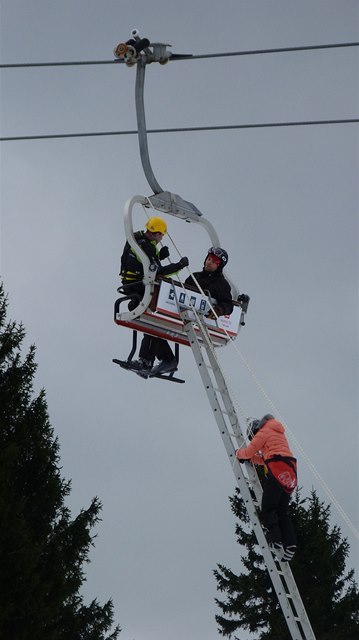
[246,414,274,440]
[207,246,228,270]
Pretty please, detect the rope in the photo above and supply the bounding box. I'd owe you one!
[138,207,359,541]
[166,229,250,427]
[171,236,359,541]
[228,345,359,540]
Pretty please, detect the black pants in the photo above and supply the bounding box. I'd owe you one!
[122,281,145,311]
[261,475,296,547]
[139,334,174,364]
[122,280,174,364]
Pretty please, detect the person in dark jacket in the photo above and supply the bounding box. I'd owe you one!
[184,247,233,318]
[120,216,189,377]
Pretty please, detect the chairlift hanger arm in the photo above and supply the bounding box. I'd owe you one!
[115,30,240,298]
[134,52,206,227]
[115,32,204,218]
[135,59,163,195]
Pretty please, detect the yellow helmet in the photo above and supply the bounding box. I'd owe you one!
[145,216,167,235]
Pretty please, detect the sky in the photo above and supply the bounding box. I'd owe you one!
[0,1,358,639]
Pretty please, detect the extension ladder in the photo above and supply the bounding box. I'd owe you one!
[180,309,316,640]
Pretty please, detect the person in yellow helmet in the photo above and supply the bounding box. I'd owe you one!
[120,216,189,377]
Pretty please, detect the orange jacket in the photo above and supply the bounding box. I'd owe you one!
[235,418,293,465]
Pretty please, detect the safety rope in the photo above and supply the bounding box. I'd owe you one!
[227,345,359,541]
[166,227,250,428]
[139,206,359,541]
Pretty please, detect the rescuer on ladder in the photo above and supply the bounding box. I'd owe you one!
[120,215,189,376]
[236,414,298,562]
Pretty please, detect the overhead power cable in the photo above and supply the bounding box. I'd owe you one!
[0,41,358,69]
[1,118,358,142]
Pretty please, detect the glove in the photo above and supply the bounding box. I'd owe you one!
[235,450,247,462]
[178,256,189,269]
[206,305,223,320]
[238,293,250,304]
[159,246,170,260]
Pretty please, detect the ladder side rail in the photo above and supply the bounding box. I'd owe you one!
[182,313,316,640]
[179,309,265,507]
[195,335,243,439]
[194,322,265,506]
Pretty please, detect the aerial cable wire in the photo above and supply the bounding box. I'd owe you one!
[1,40,358,68]
[1,118,358,142]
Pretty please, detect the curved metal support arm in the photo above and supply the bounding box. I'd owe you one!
[135,60,163,194]
[118,195,158,322]
[132,50,239,300]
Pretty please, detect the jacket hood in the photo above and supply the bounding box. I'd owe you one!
[264,418,285,434]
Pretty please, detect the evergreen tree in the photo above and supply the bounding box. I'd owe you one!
[214,486,359,640]
[0,283,120,640]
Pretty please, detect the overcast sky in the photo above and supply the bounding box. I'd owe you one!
[1,2,358,639]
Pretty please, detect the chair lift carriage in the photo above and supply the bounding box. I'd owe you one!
[113,31,317,640]
[113,31,249,381]
[113,194,249,382]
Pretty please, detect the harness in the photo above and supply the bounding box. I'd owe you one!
[121,270,142,281]
[265,455,297,494]
[120,233,158,282]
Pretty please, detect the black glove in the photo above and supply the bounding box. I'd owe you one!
[238,293,250,312]
[159,246,170,260]
[235,450,247,463]
[178,256,189,268]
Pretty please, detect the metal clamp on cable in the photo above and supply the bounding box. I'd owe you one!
[114,29,171,66]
